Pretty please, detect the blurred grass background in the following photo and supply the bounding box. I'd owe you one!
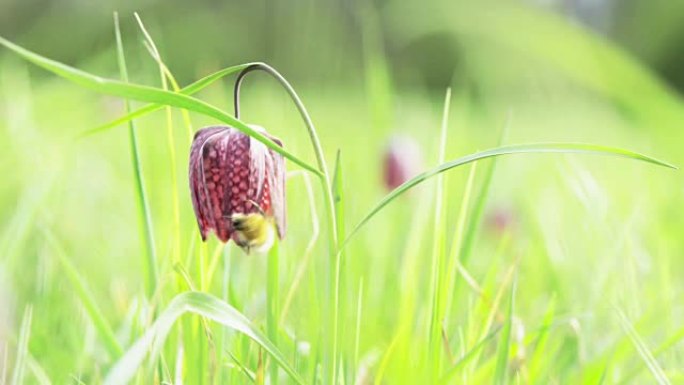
[1,0,684,383]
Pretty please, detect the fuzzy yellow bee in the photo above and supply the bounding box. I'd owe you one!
[230,202,276,254]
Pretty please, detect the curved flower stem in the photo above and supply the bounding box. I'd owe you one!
[233,63,340,383]
[234,63,338,248]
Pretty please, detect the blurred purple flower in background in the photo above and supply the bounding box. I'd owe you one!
[382,134,424,191]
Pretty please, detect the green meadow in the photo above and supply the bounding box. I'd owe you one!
[1,1,683,384]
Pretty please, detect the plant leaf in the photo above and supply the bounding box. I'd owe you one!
[10,306,32,385]
[342,142,675,248]
[103,291,305,385]
[0,36,320,176]
[79,63,254,137]
[439,326,502,384]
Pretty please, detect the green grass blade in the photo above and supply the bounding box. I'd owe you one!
[78,62,251,137]
[444,161,477,317]
[439,326,502,384]
[342,142,675,248]
[459,115,509,267]
[42,229,123,358]
[114,12,159,300]
[267,239,280,385]
[494,278,516,385]
[427,88,451,379]
[621,323,684,383]
[134,12,184,270]
[330,149,346,385]
[0,35,320,176]
[615,307,671,385]
[10,305,32,385]
[103,291,305,385]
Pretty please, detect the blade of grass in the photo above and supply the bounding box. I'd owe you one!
[42,228,123,358]
[227,350,256,383]
[134,13,184,268]
[79,62,252,138]
[427,88,451,380]
[0,35,320,176]
[353,279,364,379]
[104,291,305,385]
[373,334,400,385]
[620,323,684,383]
[341,142,675,249]
[615,307,671,385]
[494,278,516,385]
[444,161,477,318]
[267,239,280,385]
[114,13,158,299]
[459,114,509,267]
[439,326,502,384]
[10,305,32,385]
[331,150,346,384]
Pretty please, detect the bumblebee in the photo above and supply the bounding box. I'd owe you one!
[230,201,275,254]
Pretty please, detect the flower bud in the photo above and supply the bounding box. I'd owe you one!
[382,135,423,190]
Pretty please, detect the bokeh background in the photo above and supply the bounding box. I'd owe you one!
[1,0,684,383]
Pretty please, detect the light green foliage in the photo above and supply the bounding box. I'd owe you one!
[1,5,683,384]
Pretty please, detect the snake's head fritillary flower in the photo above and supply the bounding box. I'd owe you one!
[382,135,423,191]
[189,126,286,253]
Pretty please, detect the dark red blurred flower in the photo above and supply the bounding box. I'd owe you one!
[485,206,517,236]
[189,126,286,247]
[382,135,423,190]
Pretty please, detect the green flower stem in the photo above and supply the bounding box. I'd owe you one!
[233,63,340,383]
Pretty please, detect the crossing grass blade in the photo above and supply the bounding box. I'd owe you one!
[439,326,502,384]
[10,306,32,385]
[341,142,676,248]
[615,307,671,385]
[78,62,253,137]
[459,115,509,268]
[0,35,320,176]
[103,291,305,385]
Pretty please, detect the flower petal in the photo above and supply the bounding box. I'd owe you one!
[189,126,227,240]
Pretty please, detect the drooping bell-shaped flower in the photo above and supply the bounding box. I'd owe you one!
[382,134,423,191]
[189,126,286,251]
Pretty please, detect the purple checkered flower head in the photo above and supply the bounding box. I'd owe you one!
[189,125,286,253]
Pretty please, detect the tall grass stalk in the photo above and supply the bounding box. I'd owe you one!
[134,13,183,268]
[427,88,452,379]
[10,306,32,385]
[267,240,280,385]
[114,13,158,299]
